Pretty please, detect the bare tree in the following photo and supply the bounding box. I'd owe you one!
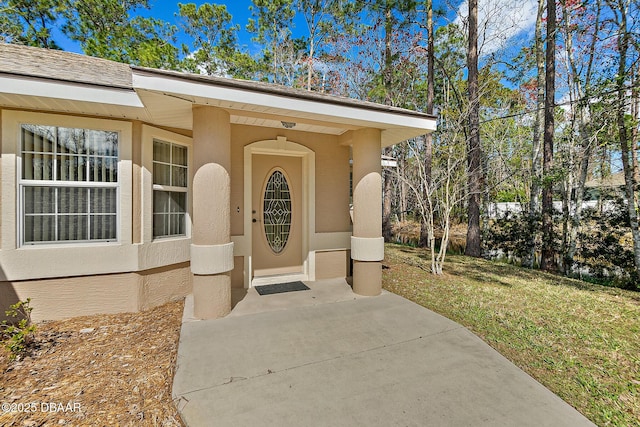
[524,0,546,268]
[540,0,557,271]
[607,0,640,276]
[420,0,435,248]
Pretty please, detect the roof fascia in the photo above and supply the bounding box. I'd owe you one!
[132,71,436,132]
[0,74,144,108]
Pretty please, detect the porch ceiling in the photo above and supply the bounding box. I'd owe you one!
[136,89,351,136]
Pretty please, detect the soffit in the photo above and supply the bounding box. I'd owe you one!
[136,89,351,135]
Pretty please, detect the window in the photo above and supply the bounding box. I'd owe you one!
[153,139,187,238]
[263,170,292,253]
[20,124,118,244]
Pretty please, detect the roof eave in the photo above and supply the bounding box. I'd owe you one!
[131,69,436,143]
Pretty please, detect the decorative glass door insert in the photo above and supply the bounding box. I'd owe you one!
[263,170,292,253]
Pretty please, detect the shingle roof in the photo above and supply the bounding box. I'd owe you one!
[132,66,434,119]
[0,43,434,120]
[0,44,132,89]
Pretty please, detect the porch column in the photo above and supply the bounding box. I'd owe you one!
[351,128,384,296]
[191,105,233,319]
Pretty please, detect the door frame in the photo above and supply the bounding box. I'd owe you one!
[243,136,315,287]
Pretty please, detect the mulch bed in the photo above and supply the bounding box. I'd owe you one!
[0,300,185,426]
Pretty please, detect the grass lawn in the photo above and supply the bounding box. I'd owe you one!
[383,243,640,427]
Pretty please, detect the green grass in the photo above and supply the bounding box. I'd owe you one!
[383,244,640,427]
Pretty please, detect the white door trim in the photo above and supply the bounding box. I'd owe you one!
[243,136,315,288]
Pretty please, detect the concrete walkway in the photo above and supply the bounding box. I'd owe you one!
[173,279,595,426]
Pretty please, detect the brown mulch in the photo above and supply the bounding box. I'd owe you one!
[0,300,185,426]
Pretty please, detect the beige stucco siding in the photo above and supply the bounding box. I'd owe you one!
[0,274,139,322]
[138,262,192,311]
[315,250,350,280]
[230,125,351,235]
[231,256,244,288]
[0,262,192,322]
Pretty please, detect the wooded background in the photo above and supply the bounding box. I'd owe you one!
[2,0,639,288]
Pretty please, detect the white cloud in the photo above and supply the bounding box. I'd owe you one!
[455,0,539,56]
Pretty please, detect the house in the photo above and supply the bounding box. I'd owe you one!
[0,44,436,322]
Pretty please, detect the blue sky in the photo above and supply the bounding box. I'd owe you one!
[145,0,263,50]
[58,0,538,63]
[59,0,278,53]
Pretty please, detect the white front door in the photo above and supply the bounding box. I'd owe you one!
[251,154,303,278]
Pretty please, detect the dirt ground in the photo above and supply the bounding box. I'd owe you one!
[0,300,185,426]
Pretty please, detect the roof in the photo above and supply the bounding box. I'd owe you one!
[0,44,436,145]
[585,172,626,189]
[0,44,132,89]
[132,66,434,120]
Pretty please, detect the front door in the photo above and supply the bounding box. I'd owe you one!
[251,154,303,278]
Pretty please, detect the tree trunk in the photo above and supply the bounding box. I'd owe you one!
[465,0,482,257]
[541,0,556,271]
[525,0,546,268]
[614,0,640,276]
[420,0,435,248]
[381,2,394,241]
[564,0,600,273]
[631,62,639,204]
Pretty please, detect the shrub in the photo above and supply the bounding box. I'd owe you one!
[575,199,638,290]
[1,299,37,360]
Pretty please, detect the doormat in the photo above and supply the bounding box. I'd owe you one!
[255,281,310,296]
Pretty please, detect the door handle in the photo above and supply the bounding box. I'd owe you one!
[252,218,259,223]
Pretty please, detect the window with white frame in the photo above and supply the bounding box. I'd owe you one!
[153,139,187,238]
[20,124,118,244]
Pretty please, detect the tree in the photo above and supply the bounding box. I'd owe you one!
[247,0,296,84]
[607,0,640,277]
[465,0,483,257]
[540,0,557,271]
[419,0,435,249]
[177,2,255,78]
[0,0,60,48]
[557,0,603,274]
[63,0,179,69]
[524,0,546,268]
[296,0,345,91]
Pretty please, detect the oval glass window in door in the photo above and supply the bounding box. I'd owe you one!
[263,170,292,253]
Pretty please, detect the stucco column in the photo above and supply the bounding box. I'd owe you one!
[351,128,383,296]
[191,105,233,319]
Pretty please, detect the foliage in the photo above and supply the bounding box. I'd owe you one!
[62,0,180,69]
[483,210,542,264]
[575,199,639,289]
[0,0,61,48]
[1,298,36,360]
[247,0,297,84]
[177,2,258,78]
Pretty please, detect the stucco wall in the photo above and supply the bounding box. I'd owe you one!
[0,109,356,321]
[231,256,244,288]
[138,262,192,311]
[315,250,350,280]
[230,125,352,235]
[0,262,192,322]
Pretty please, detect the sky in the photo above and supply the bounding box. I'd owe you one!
[59,0,539,61]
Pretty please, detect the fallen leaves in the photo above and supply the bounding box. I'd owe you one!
[0,300,185,426]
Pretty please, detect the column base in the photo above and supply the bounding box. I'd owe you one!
[352,260,382,296]
[193,273,231,319]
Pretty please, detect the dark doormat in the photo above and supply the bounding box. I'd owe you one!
[255,281,310,296]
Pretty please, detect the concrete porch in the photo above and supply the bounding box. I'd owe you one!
[173,280,594,426]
